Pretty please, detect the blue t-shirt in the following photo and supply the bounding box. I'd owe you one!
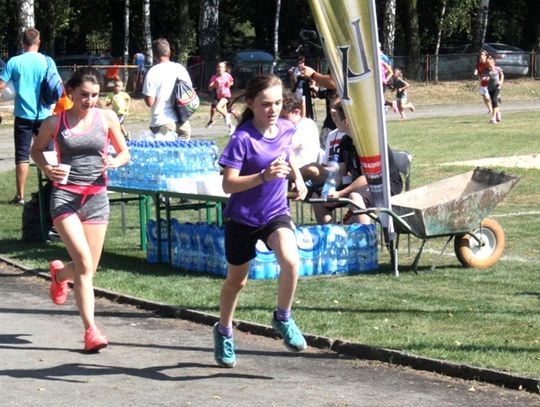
[134,52,145,69]
[0,52,54,120]
[219,117,294,227]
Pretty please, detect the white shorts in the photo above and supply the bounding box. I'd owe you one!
[479,86,489,96]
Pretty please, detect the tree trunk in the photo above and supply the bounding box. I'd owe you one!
[537,16,540,51]
[271,0,281,73]
[405,0,421,79]
[143,0,152,65]
[16,0,34,51]
[44,1,57,56]
[382,0,396,57]
[433,0,447,82]
[473,0,490,53]
[124,0,130,66]
[198,0,220,84]
[176,0,195,64]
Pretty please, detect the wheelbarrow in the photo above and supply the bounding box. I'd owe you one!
[309,167,520,274]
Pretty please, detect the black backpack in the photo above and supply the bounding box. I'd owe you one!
[22,181,53,242]
[40,55,64,106]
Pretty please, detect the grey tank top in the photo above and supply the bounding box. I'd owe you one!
[54,108,109,186]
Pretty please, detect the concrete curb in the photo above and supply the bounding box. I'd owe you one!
[1,255,538,394]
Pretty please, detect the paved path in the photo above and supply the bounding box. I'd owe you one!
[1,262,538,406]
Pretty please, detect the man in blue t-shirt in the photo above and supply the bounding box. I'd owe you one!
[0,28,58,205]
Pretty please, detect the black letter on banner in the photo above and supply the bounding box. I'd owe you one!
[339,17,371,102]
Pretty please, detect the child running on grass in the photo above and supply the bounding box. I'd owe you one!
[391,68,415,120]
[213,74,308,368]
[484,55,504,124]
[105,80,131,140]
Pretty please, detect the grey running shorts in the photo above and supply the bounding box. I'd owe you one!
[50,188,110,224]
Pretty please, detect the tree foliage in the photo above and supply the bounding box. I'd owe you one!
[0,0,538,61]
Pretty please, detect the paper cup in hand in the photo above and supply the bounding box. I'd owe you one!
[57,163,71,184]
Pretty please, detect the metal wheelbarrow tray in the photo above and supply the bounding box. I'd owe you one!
[389,167,520,270]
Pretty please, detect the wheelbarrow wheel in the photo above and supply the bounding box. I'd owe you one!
[454,218,505,269]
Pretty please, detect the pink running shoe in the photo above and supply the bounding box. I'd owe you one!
[49,260,68,305]
[84,325,108,353]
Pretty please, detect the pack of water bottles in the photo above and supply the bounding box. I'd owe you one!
[146,219,378,278]
[108,139,220,190]
[146,218,175,263]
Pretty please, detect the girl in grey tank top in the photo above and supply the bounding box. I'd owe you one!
[29,67,131,353]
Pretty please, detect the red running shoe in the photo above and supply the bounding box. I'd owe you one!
[49,260,68,305]
[84,325,108,353]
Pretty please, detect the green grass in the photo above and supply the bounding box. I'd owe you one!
[0,110,539,379]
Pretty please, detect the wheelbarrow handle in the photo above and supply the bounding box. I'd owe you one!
[306,197,414,234]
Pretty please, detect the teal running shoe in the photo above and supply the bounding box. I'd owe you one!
[213,323,236,368]
[271,312,307,352]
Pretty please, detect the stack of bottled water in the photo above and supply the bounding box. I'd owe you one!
[249,240,281,280]
[296,225,324,276]
[146,218,178,263]
[147,219,378,277]
[108,139,220,190]
[321,224,349,274]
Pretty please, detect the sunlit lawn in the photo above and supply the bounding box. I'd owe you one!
[0,109,539,378]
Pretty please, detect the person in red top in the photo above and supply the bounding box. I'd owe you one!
[474,49,492,114]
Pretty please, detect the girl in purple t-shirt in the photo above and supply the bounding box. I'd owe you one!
[206,61,235,133]
[213,74,308,368]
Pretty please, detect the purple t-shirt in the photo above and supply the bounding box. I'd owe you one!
[219,117,294,227]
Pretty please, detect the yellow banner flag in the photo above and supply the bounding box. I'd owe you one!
[307,0,391,211]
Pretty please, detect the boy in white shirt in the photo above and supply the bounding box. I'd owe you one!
[279,92,321,169]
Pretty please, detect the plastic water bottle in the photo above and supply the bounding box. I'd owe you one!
[146,219,169,263]
[322,224,348,274]
[214,227,227,277]
[178,223,193,271]
[249,240,279,280]
[295,226,322,277]
[190,223,204,272]
[169,218,180,266]
[321,155,339,199]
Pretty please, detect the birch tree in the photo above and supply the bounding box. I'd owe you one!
[433,0,447,81]
[124,0,130,66]
[198,0,220,82]
[271,0,281,73]
[143,0,152,65]
[382,0,396,57]
[17,0,34,51]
